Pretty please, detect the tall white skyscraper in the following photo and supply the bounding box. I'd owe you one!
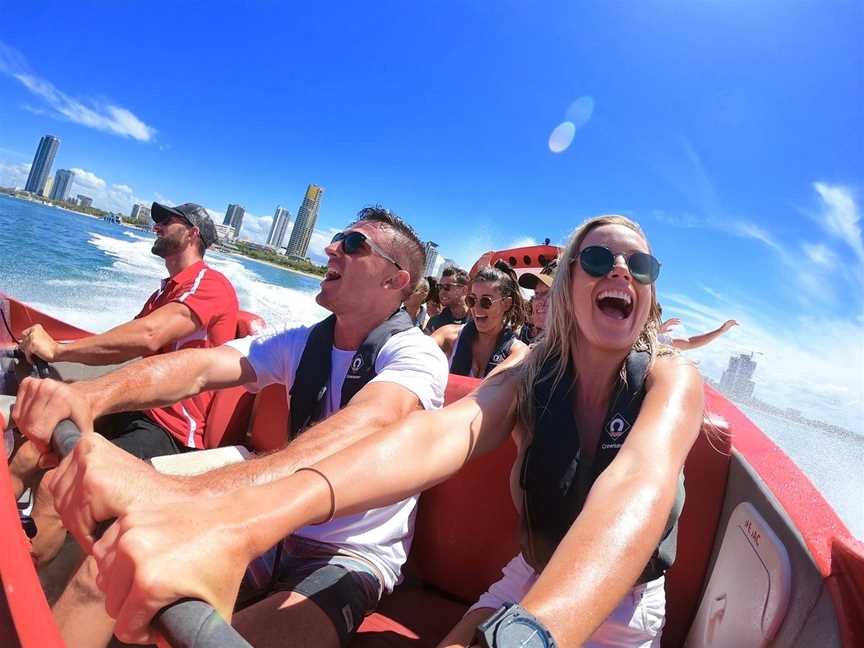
[285,185,324,258]
[267,206,292,249]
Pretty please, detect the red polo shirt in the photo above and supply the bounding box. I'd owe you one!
[137,260,239,449]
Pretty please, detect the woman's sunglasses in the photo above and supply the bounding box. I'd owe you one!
[576,246,661,285]
[465,294,507,309]
[331,231,402,270]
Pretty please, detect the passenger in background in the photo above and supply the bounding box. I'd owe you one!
[404,277,430,328]
[425,276,442,320]
[657,306,739,350]
[424,265,470,332]
[517,259,557,344]
[433,261,529,378]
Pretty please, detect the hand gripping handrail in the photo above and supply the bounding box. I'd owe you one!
[1,395,252,648]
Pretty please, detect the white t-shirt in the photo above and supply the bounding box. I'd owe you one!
[227,323,449,592]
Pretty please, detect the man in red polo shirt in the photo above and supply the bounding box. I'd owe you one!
[19,202,239,454]
[11,202,239,644]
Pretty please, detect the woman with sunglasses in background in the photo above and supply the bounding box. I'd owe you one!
[432,260,529,379]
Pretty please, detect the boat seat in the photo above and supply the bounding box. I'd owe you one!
[202,311,266,449]
[662,386,732,647]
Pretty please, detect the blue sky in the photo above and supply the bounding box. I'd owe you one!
[0,1,862,427]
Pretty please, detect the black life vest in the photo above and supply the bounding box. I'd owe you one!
[450,320,516,378]
[519,350,685,582]
[288,309,414,438]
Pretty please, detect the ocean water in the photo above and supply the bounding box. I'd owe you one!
[1,194,861,539]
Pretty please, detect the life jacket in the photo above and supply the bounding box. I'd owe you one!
[519,350,685,582]
[450,319,516,378]
[288,309,414,438]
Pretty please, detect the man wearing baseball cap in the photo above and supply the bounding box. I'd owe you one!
[15,202,239,560]
[517,258,556,344]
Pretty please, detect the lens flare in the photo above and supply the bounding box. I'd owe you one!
[566,96,595,130]
[548,121,576,153]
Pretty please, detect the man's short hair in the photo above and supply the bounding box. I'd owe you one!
[354,206,426,296]
[440,265,469,285]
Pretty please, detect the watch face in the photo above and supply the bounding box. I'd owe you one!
[496,616,551,648]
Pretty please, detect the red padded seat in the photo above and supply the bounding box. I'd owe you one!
[661,387,732,647]
[202,311,265,449]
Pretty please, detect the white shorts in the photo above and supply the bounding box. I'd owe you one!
[469,553,665,648]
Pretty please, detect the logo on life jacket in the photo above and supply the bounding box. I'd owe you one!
[492,352,505,363]
[606,414,631,439]
[351,356,364,372]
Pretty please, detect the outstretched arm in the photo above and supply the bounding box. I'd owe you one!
[19,303,201,365]
[673,319,738,350]
[13,344,253,451]
[519,356,703,645]
[86,371,520,643]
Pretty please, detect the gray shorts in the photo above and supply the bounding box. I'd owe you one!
[241,536,383,647]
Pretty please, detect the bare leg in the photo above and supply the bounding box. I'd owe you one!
[53,555,117,648]
[437,608,495,648]
[233,590,341,648]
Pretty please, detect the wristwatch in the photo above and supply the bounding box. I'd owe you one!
[475,603,557,648]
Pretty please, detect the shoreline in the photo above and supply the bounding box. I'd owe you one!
[220,248,324,281]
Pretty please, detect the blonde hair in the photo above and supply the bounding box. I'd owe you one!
[515,215,669,430]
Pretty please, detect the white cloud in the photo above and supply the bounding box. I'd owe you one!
[508,236,538,248]
[802,243,836,267]
[69,167,106,190]
[0,160,31,188]
[45,167,146,213]
[0,41,155,142]
[813,182,863,262]
[307,226,342,264]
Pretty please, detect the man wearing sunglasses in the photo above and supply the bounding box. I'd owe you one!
[13,206,448,647]
[424,264,470,333]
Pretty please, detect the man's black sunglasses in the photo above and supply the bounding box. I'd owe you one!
[331,231,402,270]
[575,246,661,285]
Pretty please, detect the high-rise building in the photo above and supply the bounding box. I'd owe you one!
[285,185,324,258]
[267,206,292,250]
[49,169,75,202]
[719,353,758,402]
[423,242,439,276]
[77,194,93,209]
[25,135,60,195]
[224,204,245,238]
[41,176,54,198]
[130,202,152,225]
